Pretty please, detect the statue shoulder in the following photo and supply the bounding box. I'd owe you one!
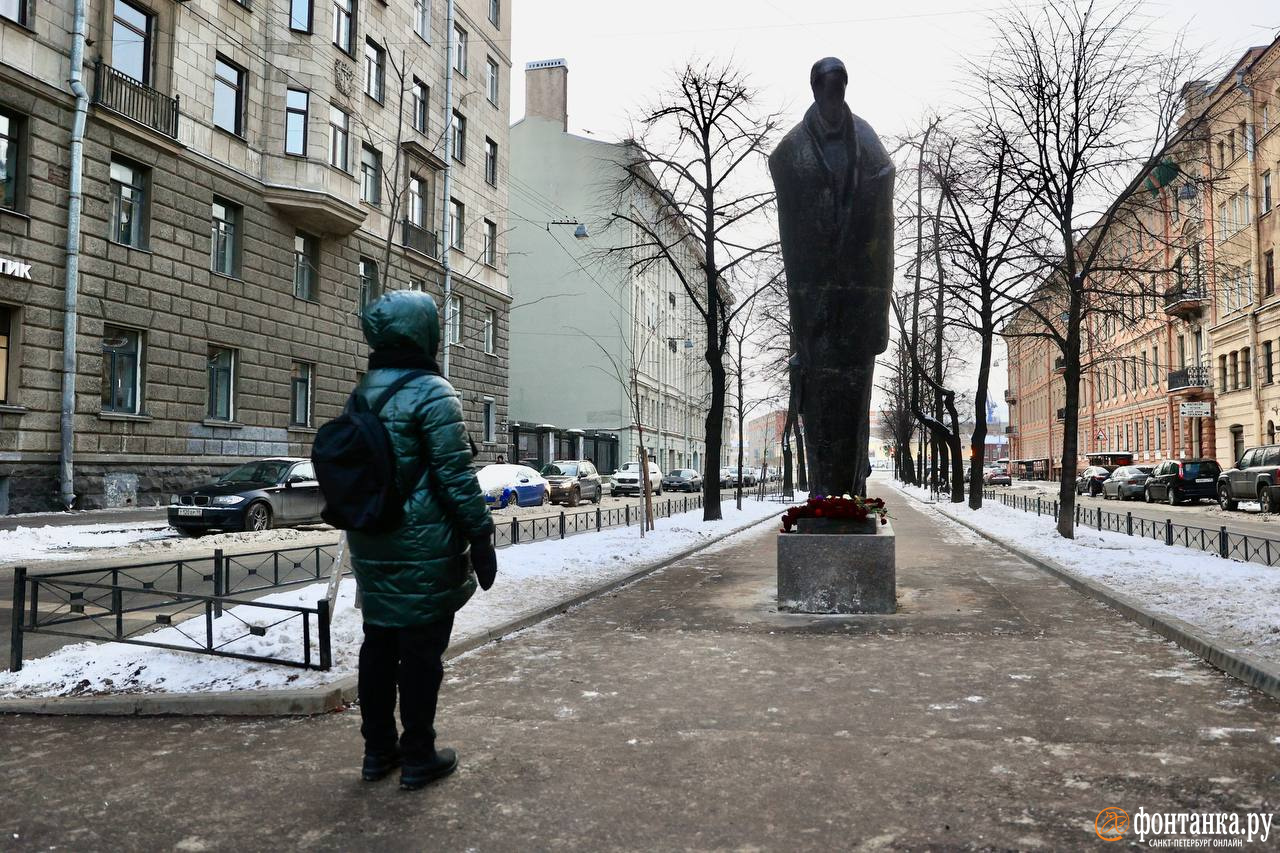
[850,113,893,171]
[769,121,810,170]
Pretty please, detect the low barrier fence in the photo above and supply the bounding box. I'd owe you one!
[950,487,1280,569]
[9,491,777,673]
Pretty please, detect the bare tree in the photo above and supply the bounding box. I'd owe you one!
[607,60,782,521]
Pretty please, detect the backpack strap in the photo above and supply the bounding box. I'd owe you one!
[368,369,431,416]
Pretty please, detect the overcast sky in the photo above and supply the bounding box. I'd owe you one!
[509,1,1280,420]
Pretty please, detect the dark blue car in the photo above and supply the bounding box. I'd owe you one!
[477,464,549,509]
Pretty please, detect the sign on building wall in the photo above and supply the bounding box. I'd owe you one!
[1,257,33,280]
[1179,402,1212,418]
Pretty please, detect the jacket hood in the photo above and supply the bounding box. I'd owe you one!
[361,290,441,357]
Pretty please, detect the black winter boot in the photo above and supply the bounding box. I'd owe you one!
[361,750,400,782]
[399,747,458,790]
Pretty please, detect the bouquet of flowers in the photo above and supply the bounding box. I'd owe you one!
[780,494,889,533]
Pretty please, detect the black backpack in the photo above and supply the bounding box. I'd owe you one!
[312,370,429,532]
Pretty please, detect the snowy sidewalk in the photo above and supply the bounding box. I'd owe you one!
[887,480,1280,675]
[3,481,1277,850]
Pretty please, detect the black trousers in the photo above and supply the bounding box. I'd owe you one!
[358,615,455,763]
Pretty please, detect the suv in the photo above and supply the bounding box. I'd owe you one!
[613,461,663,496]
[1145,458,1220,505]
[1217,446,1280,511]
[540,460,602,507]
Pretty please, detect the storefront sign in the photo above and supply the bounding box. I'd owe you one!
[1179,402,1211,418]
[1,257,33,280]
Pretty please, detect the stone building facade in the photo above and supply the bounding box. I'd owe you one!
[0,0,512,512]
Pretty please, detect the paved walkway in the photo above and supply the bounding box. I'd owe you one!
[2,485,1277,850]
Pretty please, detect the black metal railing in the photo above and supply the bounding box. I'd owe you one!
[401,220,440,258]
[1053,356,1066,373]
[1004,389,1017,403]
[1167,365,1211,391]
[1163,285,1207,312]
[93,61,180,139]
[1056,407,1066,421]
[956,487,1280,570]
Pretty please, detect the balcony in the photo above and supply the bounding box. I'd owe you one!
[1004,389,1017,404]
[1167,366,1211,393]
[1056,407,1066,421]
[401,220,441,259]
[92,61,179,139]
[1163,285,1207,320]
[1053,357,1066,374]
[1004,425,1018,436]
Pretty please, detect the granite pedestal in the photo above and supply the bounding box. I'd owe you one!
[777,519,896,613]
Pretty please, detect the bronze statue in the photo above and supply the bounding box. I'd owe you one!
[768,57,895,498]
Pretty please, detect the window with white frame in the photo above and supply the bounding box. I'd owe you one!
[413,0,430,40]
[2,0,30,27]
[109,157,147,247]
[484,137,498,186]
[412,79,428,132]
[332,0,354,52]
[407,175,425,226]
[294,231,319,300]
[329,105,349,170]
[449,197,464,250]
[364,38,385,102]
[486,57,500,105]
[210,197,241,277]
[358,257,378,312]
[207,347,235,421]
[453,24,468,75]
[451,110,466,162]
[445,293,462,345]
[289,361,313,427]
[101,326,143,414]
[483,308,495,354]
[483,218,497,266]
[360,145,381,204]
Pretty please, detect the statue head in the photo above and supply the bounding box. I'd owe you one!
[809,57,848,111]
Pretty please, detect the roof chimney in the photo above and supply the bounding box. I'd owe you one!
[525,59,568,131]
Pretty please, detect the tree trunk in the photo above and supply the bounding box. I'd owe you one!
[1056,286,1084,539]
[702,341,726,522]
[969,314,995,509]
[735,352,745,511]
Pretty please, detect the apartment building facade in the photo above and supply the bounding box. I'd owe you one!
[0,0,512,512]
[508,60,732,477]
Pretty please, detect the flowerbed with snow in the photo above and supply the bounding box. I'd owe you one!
[887,481,1280,665]
[0,498,791,698]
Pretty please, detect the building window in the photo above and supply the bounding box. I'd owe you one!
[488,0,499,26]
[412,79,428,132]
[483,397,496,443]
[483,308,495,354]
[207,347,235,421]
[358,257,377,312]
[333,0,354,52]
[290,362,313,427]
[101,327,142,414]
[484,137,498,186]
[1265,172,1273,214]
[413,0,430,40]
[483,218,497,266]
[1219,355,1228,391]
[486,57,500,105]
[0,110,20,211]
[329,105,349,170]
[407,175,426,226]
[1,0,29,26]
[1267,251,1275,298]
[294,232,319,300]
[453,24,468,75]
[1243,347,1252,389]
[211,198,240,277]
[364,38,385,102]
[449,198,464,250]
[289,0,312,32]
[360,145,382,204]
[445,293,461,345]
[111,0,152,84]
[109,158,147,247]
[285,88,309,155]
[1266,341,1275,385]
[451,110,466,162]
[0,305,11,404]
[213,56,246,136]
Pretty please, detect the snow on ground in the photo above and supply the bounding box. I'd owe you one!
[0,521,179,562]
[885,480,1280,665]
[0,497,791,698]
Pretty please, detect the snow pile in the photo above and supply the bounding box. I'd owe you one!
[0,497,791,697]
[887,481,1280,664]
[0,522,177,562]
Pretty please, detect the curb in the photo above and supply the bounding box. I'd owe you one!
[0,503,791,717]
[899,489,1280,703]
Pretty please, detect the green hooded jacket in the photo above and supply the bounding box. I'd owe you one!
[347,290,493,627]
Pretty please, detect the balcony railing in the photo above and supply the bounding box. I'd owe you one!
[93,61,179,139]
[1167,366,1211,392]
[401,220,441,259]
[1163,285,1207,317]
[1053,356,1066,374]
[1056,407,1066,421]
[1004,389,1017,404]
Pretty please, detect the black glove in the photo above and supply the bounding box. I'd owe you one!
[470,535,497,591]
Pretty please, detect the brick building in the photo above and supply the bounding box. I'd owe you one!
[0,0,512,512]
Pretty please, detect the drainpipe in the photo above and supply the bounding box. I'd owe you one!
[58,0,90,510]
[440,0,456,378]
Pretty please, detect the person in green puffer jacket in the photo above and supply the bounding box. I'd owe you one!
[347,289,497,791]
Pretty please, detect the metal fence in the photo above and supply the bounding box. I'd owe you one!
[8,492,760,673]
[960,488,1280,568]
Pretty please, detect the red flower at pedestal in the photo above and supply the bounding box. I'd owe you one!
[780,495,889,532]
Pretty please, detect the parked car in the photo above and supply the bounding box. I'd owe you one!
[983,469,1012,486]
[539,460,602,507]
[1217,445,1280,511]
[477,464,549,509]
[661,468,703,492]
[719,467,736,488]
[613,461,663,496]
[168,457,322,536]
[723,466,758,487]
[1100,465,1154,501]
[1144,458,1221,505]
[1074,465,1115,497]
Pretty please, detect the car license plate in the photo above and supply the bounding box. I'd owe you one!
[177,507,202,517]
[1196,478,1211,483]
